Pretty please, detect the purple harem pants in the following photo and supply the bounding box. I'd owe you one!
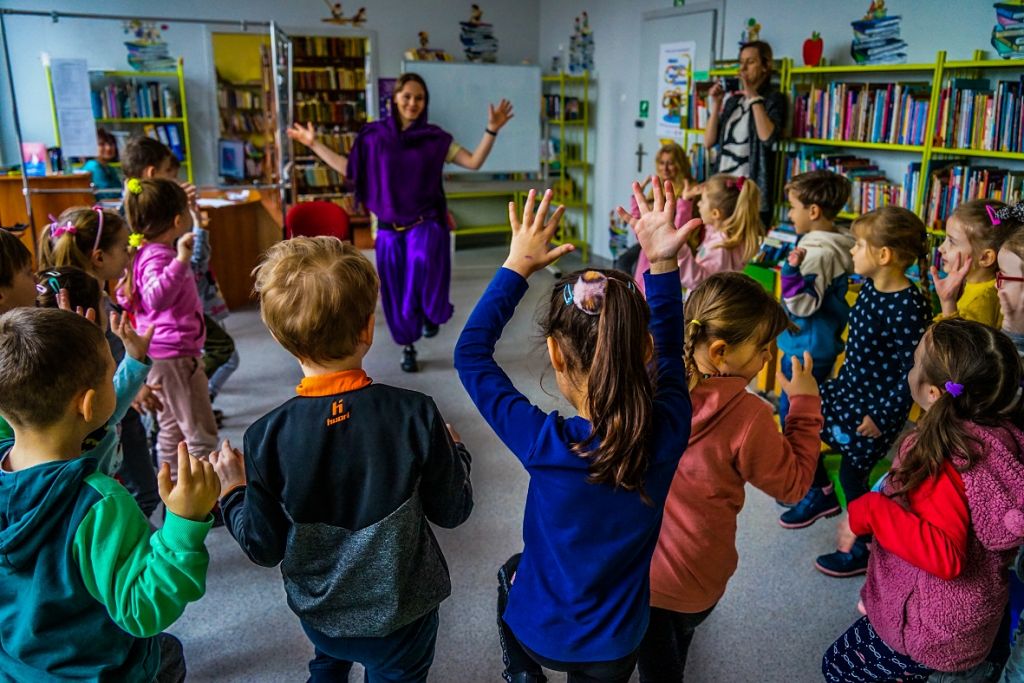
[375,219,455,346]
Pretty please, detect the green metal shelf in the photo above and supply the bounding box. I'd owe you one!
[944,59,1024,69]
[791,63,936,74]
[90,69,178,78]
[930,147,1024,161]
[546,119,586,125]
[791,138,925,152]
[96,117,184,123]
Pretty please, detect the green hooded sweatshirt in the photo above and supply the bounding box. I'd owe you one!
[0,447,211,681]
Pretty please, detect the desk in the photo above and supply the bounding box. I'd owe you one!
[200,191,281,309]
[0,174,94,261]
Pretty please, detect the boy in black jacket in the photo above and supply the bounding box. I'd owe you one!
[211,237,473,681]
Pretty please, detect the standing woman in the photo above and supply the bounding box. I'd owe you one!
[288,72,514,372]
[704,41,786,227]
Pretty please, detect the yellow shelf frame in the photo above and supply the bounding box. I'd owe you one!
[542,71,591,261]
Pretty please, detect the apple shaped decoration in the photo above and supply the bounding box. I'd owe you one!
[803,31,824,67]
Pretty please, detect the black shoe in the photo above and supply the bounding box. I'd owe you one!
[423,321,440,338]
[401,344,419,372]
[815,540,870,577]
[779,486,841,529]
[213,409,224,429]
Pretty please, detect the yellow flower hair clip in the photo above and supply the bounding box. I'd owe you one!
[128,232,144,248]
[126,178,143,195]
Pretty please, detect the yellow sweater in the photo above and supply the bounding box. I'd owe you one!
[936,279,1002,328]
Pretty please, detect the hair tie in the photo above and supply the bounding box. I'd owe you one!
[945,381,964,398]
[689,319,703,327]
[92,205,105,252]
[128,232,144,248]
[126,178,143,195]
[995,201,1024,224]
[563,271,608,316]
[50,219,77,241]
[734,176,745,191]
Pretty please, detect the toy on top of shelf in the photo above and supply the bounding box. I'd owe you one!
[569,13,594,75]
[740,18,761,46]
[863,0,887,21]
[321,2,367,26]
[803,31,824,67]
[122,20,175,71]
[405,31,453,62]
[991,3,1024,59]
[460,4,499,63]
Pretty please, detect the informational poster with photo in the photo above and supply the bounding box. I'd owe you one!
[656,41,695,141]
[49,57,98,158]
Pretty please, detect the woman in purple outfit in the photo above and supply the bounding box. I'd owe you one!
[288,72,514,372]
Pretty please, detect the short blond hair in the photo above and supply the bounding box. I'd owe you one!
[253,237,379,363]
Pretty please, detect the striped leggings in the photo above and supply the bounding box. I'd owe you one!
[823,617,933,682]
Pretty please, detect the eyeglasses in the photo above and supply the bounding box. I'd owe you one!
[996,271,1024,290]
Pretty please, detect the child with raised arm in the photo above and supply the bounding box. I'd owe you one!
[210,237,473,681]
[823,319,1024,681]
[777,170,855,426]
[0,307,218,681]
[455,183,693,682]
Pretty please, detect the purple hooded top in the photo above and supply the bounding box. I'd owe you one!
[346,104,453,225]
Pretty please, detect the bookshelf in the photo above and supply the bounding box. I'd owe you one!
[288,34,372,213]
[542,72,591,260]
[216,77,269,184]
[79,58,192,183]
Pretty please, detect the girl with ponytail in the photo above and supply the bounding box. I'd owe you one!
[455,183,691,682]
[639,270,824,681]
[824,319,1024,681]
[655,173,765,293]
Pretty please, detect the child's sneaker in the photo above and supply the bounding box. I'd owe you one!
[814,539,870,577]
[778,485,841,529]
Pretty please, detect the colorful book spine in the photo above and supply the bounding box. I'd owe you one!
[791,80,929,145]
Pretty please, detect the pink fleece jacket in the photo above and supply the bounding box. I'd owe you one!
[649,378,823,613]
[853,422,1024,672]
[116,242,206,359]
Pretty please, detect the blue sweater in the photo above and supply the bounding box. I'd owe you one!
[454,267,691,662]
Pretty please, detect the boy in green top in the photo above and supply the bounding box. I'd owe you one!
[0,307,220,682]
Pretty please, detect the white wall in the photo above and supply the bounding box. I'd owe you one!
[0,0,540,183]
[538,0,998,260]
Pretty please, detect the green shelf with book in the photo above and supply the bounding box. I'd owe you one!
[542,71,591,261]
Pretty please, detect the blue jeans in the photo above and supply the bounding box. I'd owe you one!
[302,609,439,683]
[778,353,835,428]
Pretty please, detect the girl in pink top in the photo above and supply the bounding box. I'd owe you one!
[116,178,218,475]
[823,319,1024,682]
[639,271,824,682]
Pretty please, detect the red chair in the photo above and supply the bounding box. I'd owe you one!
[285,201,351,242]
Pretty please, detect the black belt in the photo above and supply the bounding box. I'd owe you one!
[378,216,429,231]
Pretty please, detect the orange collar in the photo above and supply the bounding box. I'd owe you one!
[296,369,372,397]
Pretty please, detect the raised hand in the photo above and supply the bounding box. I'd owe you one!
[708,82,725,111]
[158,441,221,522]
[775,352,818,397]
[209,439,247,497]
[176,232,195,264]
[616,177,701,267]
[131,383,163,415]
[787,247,807,269]
[286,122,317,148]
[56,288,97,324]
[487,99,514,132]
[110,311,153,362]
[930,252,971,316]
[503,188,570,278]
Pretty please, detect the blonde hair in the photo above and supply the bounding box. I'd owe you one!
[683,272,795,389]
[655,142,695,188]
[253,237,379,363]
[703,174,765,261]
[38,206,128,272]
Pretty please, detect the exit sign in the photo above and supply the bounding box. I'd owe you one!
[639,100,650,119]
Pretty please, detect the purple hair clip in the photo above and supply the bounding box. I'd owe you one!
[986,205,1002,226]
[945,381,964,398]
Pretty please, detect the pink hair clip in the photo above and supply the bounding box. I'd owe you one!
[986,204,1001,226]
[945,381,964,398]
[734,176,746,191]
[564,271,608,316]
[50,221,77,240]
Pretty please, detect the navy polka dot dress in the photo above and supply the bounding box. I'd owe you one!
[819,280,931,469]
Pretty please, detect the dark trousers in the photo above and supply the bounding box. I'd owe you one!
[823,616,933,682]
[301,609,439,683]
[155,633,186,683]
[497,554,639,683]
[811,450,874,504]
[636,605,716,682]
[117,407,160,518]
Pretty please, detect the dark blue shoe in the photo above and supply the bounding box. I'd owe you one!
[778,486,841,529]
[423,321,440,338]
[815,540,870,577]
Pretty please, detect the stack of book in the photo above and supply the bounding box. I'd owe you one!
[926,164,1024,228]
[91,81,180,119]
[784,151,918,216]
[992,3,1024,58]
[850,15,907,65]
[791,81,930,146]
[459,21,498,63]
[934,76,1024,152]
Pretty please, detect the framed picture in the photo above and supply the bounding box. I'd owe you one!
[218,139,245,180]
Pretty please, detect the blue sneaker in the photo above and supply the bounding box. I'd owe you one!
[815,540,870,577]
[778,485,841,529]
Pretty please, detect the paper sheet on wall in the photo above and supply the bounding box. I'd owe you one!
[50,58,98,158]
[656,42,695,141]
